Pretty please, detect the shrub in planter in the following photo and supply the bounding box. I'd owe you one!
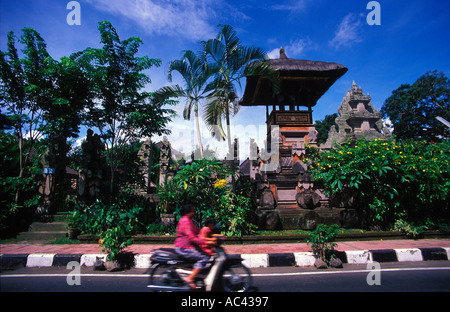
[99,226,133,262]
[306,224,339,266]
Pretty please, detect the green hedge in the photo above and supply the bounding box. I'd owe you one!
[307,139,449,229]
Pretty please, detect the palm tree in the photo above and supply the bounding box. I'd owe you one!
[156,50,211,159]
[203,24,280,191]
[203,24,280,159]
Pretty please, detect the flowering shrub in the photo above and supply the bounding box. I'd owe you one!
[158,159,257,236]
[307,139,449,228]
[213,179,227,188]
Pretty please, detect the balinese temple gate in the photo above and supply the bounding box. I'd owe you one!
[240,48,348,230]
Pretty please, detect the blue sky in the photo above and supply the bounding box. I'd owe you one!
[1,0,449,158]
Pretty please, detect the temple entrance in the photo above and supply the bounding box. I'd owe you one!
[240,48,348,229]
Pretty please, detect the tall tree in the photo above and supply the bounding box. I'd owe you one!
[0,29,48,206]
[1,27,92,212]
[203,24,280,158]
[202,24,279,191]
[42,56,92,212]
[381,70,450,142]
[155,50,212,159]
[72,21,174,192]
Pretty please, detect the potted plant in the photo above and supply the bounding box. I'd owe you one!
[67,211,81,239]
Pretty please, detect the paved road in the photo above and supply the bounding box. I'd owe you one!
[2,261,449,293]
[253,261,450,292]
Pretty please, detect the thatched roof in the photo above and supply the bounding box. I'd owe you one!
[240,49,348,107]
[268,58,347,74]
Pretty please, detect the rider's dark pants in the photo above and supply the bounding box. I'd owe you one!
[175,247,211,269]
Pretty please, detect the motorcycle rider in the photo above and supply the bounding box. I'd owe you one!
[174,204,216,288]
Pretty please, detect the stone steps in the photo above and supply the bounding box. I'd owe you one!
[17,220,68,241]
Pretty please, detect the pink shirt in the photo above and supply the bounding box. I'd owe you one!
[174,216,205,249]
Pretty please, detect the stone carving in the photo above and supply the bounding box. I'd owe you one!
[78,129,105,204]
[307,128,318,145]
[296,188,322,209]
[259,188,276,210]
[292,160,307,174]
[159,136,177,185]
[137,138,155,193]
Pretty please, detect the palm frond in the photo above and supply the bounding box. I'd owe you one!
[153,85,186,105]
[203,96,227,141]
[183,98,195,120]
[244,60,281,94]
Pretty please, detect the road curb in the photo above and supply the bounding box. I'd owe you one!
[1,247,449,270]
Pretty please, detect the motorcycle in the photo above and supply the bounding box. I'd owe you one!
[147,238,253,292]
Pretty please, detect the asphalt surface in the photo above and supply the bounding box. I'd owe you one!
[2,261,449,292]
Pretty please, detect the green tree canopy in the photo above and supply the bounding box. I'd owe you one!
[381,70,450,142]
[314,113,338,145]
[72,21,175,192]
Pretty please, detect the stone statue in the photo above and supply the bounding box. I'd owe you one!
[78,129,105,204]
[159,136,174,185]
[137,138,155,193]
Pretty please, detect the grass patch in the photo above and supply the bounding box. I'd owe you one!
[47,237,81,244]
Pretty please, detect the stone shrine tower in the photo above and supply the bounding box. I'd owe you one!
[322,81,390,148]
[240,48,348,229]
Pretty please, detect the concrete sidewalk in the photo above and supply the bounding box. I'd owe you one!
[1,238,450,269]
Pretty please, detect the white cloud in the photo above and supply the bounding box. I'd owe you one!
[329,13,364,49]
[267,48,280,60]
[271,0,309,12]
[85,0,218,41]
[268,37,313,59]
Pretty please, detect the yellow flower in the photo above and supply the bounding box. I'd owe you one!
[214,179,227,188]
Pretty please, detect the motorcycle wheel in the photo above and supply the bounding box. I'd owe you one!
[149,264,183,287]
[220,263,253,292]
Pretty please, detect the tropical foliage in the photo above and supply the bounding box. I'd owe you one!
[155,50,213,159]
[314,113,338,145]
[381,70,449,142]
[0,27,90,225]
[306,224,339,264]
[157,159,257,236]
[71,21,175,193]
[0,22,174,239]
[307,139,450,229]
[203,24,280,151]
[73,190,156,260]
